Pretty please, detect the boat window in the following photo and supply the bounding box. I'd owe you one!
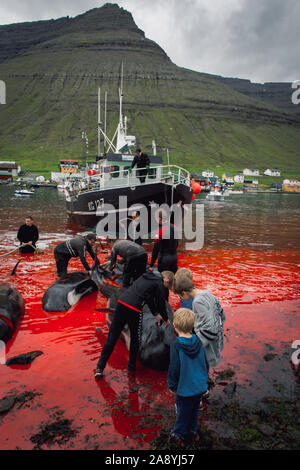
[111,165,120,178]
[148,168,157,179]
[123,166,131,177]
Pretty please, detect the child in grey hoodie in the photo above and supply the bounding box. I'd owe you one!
[173,274,226,367]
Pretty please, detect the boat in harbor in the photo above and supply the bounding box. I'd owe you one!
[63,74,193,231]
[206,187,225,201]
[14,185,35,197]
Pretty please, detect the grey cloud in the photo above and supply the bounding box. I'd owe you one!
[0,0,299,83]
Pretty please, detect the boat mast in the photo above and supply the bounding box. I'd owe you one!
[98,87,101,158]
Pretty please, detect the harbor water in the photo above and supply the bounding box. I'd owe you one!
[0,186,299,449]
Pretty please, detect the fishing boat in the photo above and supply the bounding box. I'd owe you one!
[14,185,35,197]
[206,187,225,201]
[63,71,193,232]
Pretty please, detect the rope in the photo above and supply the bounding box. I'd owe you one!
[0,244,40,257]
[0,247,19,257]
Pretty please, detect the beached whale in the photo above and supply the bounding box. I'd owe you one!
[97,277,177,371]
[41,246,110,313]
[0,283,25,343]
[42,271,99,312]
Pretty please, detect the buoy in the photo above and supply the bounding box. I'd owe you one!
[192,182,201,194]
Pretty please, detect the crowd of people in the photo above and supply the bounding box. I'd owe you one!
[16,199,225,446]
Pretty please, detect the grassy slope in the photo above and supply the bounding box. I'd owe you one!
[0,26,300,177]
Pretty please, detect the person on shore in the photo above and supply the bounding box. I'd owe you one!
[108,239,148,288]
[130,148,150,184]
[94,270,174,377]
[168,308,209,444]
[149,212,178,274]
[54,233,97,277]
[17,216,39,253]
[173,276,226,368]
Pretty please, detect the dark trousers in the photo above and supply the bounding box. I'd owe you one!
[172,393,203,439]
[54,247,72,277]
[97,303,143,371]
[137,169,147,184]
[158,253,178,274]
[123,252,147,288]
[19,244,35,254]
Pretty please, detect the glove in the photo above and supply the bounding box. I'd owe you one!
[129,168,132,173]
[146,165,150,171]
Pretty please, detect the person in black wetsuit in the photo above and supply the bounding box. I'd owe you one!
[94,270,174,377]
[149,213,178,274]
[54,233,97,277]
[108,239,147,288]
[17,216,39,253]
[130,211,143,246]
[130,148,150,183]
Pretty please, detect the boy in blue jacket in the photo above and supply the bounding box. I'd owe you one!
[168,308,209,443]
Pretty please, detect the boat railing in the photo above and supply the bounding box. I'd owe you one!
[66,165,190,195]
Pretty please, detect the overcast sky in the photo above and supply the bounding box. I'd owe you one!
[0,0,299,83]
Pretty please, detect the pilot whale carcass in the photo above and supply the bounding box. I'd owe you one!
[42,248,107,313]
[42,271,99,312]
[97,276,177,371]
[0,283,25,343]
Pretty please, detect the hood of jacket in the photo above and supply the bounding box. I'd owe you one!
[177,334,201,358]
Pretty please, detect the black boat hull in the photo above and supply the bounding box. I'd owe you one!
[66,181,193,231]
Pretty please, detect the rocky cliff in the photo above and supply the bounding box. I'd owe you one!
[0,3,299,172]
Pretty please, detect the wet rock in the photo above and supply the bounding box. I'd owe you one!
[263,353,278,361]
[215,368,236,380]
[6,351,43,365]
[257,424,276,437]
[0,396,16,414]
[223,381,237,397]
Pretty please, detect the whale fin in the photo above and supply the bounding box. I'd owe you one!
[10,260,21,276]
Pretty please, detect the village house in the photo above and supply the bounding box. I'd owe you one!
[243,168,260,176]
[222,173,234,184]
[264,168,281,177]
[202,169,214,178]
[0,161,20,183]
[282,179,300,192]
[234,174,245,183]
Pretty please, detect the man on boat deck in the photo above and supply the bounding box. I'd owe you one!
[54,233,97,277]
[17,216,39,253]
[130,148,150,183]
[108,239,147,288]
[149,212,179,274]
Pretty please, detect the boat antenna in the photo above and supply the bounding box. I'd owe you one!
[167,148,170,168]
[119,62,124,130]
[98,87,101,158]
[104,91,107,155]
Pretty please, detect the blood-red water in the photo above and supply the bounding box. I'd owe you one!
[0,188,299,449]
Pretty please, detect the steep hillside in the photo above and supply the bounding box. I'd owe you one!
[0,3,299,174]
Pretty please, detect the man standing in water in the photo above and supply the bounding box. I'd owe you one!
[149,212,179,274]
[17,216,39,253]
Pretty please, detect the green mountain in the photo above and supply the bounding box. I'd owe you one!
[0,3,299,175]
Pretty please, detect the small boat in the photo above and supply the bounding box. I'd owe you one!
[14,186,35,196]
[206,187,225,201]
